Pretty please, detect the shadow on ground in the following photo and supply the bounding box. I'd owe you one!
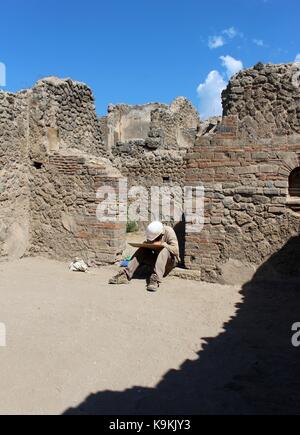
[64,236,300,415]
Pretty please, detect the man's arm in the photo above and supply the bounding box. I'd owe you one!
[162,227,180,259]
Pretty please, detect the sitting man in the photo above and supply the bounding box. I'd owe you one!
[109,221,180,292]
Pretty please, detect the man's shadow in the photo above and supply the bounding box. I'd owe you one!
[64,236,300,415]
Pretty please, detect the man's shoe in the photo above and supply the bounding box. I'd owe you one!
[109,270,129,285]
[147,274,160,292]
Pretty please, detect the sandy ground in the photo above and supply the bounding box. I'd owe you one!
[0,257,241,415]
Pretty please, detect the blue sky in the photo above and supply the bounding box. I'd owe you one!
[0,0,299,118]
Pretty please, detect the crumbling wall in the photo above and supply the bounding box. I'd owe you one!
[0,77,126,264]
[29,77,106,162]
[27,77,125,264]
[106,98,200,232]
[149,97,200,149]
[102,97,200,152]
[222,63,300,139]
[111,147,188,236]
[0,90,30,260]
[104,103,164,152]
[184,64,300,281]
[112,146,186,186]
[29,152,126,265]
[3,64,299,280]
[185,115,300,282]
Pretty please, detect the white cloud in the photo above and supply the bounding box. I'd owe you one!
[253,39,265,47]
[223,27,238,39]
[295,54,300,62]
[197,71,227,119]
[208,36,225,49]
[220,55,244,78]
[197,56,244,119]
[0,62,6,87]
[208,27,242,50]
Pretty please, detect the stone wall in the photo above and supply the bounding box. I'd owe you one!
[222,63,300,139]
[112,146,187,234]
[184,63,300,282]
[106,98,200,232]
[29,77,106,162]
[185,115,300,282]
[0,90,30,259]
[148,97,200,150]
[29,151,126,265]
[104,103,164,152]
[102,97,200,152]
[0,78,126,264]
[2,64,300,281]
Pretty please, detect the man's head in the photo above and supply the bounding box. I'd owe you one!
[146,221,164,242]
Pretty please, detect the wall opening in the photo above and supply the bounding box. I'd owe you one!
[289,167,300,197]
[287,167,300,213]
[33,161,43,170]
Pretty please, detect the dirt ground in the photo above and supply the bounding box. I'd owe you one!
[0,257,241,415]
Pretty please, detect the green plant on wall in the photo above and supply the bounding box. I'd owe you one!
[126,220,139,233]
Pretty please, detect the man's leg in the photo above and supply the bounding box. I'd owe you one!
[125,248,154,280]
[109,248,154,285]
[147,248,176,291]
[153,248,176,282]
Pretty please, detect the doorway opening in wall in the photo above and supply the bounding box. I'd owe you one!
[287,167,300,213]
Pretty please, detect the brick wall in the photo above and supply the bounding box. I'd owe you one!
[185,115,300,282]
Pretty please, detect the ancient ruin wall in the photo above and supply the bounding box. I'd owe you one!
[0,90,30,259]
[27,78,125,264]
[102,97,200,152]
[106,98,200,231]
[3,64,300,279]
[0,78,126,264]
[185,115,300,282]
[103,103,165,152]
[184,63,300,281]
[222,63,300,139]
[29,77,106,162]
[148,97,200,150]
[28,152,126,265]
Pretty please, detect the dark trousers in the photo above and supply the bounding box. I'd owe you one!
[125,248,176,282]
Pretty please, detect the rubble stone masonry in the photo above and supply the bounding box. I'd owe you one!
[1,62,300,283]
[0,77,125,264]
[185,116,300,281]
[222,63,300,139]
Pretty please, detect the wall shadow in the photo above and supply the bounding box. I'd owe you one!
[64,236,300,415]
[174,216,186,268]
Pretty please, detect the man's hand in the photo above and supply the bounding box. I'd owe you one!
[152,240,163,246]
[145,240,161,245]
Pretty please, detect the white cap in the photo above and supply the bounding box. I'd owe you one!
[146,221,164,242]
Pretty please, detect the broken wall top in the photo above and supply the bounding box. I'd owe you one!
[222,63,300,139]
[104,96,200,152]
